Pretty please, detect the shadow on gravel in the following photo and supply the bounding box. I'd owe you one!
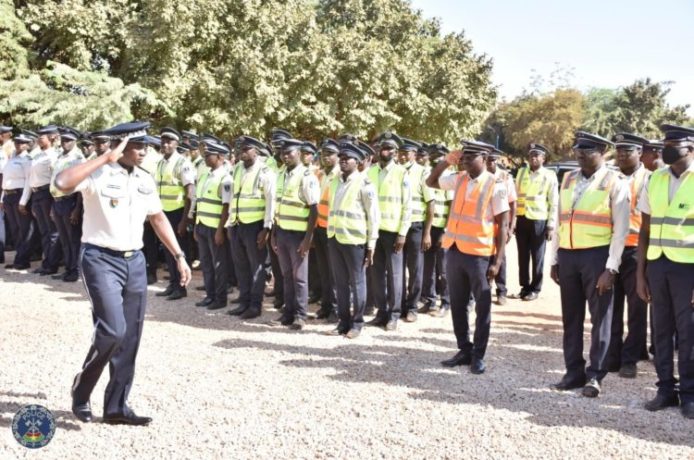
[212,326,693,449]
[0,399,82,431]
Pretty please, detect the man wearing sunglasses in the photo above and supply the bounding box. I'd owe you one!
[549,131,630,398]
[636,124,694,419]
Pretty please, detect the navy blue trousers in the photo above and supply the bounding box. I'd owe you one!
[276,228,309,321]
[31,188,61,270]
[228,221,267,310]
[372,230,404,321]
[515,216,547,294]
[328,238,366,332]
[53,195,82,275]
[2,191,33,266]
[73,245,147,416]
[313,227,337,314]
[161,208,187,290]
[422,226,450,309]
[558,246,613,382]
[196,224,229,305]
[402,222,424,314]
[647,256,694,403]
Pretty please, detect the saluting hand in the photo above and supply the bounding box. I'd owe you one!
[104,136,130,163]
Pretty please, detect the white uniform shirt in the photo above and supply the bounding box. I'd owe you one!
[549,165,630,272]
[76,163,162,251]
[1,152,33,205]
[331,171,380,249]
[29,148,58,188]
[637,161,694,214]
[438,170,510,217]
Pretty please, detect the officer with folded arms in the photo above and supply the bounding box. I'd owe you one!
[55,121,191,426]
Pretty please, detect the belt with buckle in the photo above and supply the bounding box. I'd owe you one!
[31,184,50,193]
[84,243,139,259]
[3,188,21,195]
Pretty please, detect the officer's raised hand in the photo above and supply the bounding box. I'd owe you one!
[364,248,374,268]
[394,235,406,253]
[550,264,560,285]
[104,136,130,163]
[596,269,616,296]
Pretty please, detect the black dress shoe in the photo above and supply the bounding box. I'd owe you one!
[4,263,14,269]
[227,305,248,316]
[324,312,339,324]
[12,263,30,270]
[269,315,293,326]
[325,327,346,336]
[207,301,227,311]
[289,318,306,330]
[195,285,206,291]
[32,267,45,274]
[522,292,538,301]
[52,272,68,280]
[72,400,93,423]
[40,268,58,276]
[63,272,79,282]
[582,378,601,398]
[645,393,679,412]
[166,289,187,300]
[103,412,152,426]
[367,316,387,327]
[156,286,175,297]
[315,309,330,320]
[441,350,472,367]
[240,308,261,319]
[618,363,637,378]
[470,358,486,374]
[681,402,694,419]
[384,319,398,331]
[550,375,586,391]
[195,298,214,307]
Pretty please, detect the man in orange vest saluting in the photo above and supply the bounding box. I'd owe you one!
[426,140,509,375]
[549,131,630,397]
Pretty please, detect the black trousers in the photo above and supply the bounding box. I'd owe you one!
[228,221,267,310]
[402,222,424,314]
[73,245,147,415]
[161,208,187,289]
[371,230,404,321]
[647,256,694,403]
[142,221,159,280]
[276,228,309,321]
[313,227,337,314]
[558,246,613,382]
[31,188,61,270]
[2,191,33,266]
[269,245,284,308]
[328,238,366,331]
[446,247,492,359]
[422,226,450,309]
[606,247,649,368]
[515,216,547,294]
[53,196,82,275]
[196,224,229,305]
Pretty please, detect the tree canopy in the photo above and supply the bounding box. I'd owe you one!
[1,0,497,144]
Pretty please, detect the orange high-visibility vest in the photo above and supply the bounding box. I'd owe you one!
[625,166,650,247]
[315,168,334,229]
[441,171,497,256]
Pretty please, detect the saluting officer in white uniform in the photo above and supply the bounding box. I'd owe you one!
[55,122,191,426]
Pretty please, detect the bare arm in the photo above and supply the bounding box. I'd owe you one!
[488,212,509,279]
[56,138,128,193]
[425,160,451,189]
[636,213,651,302]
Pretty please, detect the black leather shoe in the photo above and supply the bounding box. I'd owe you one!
[403,312,417,323]
[269,316,292,327]
[32,267,45,274]
[40,268,58,276]
[470,358,486,374]
[385,319,398,331]
[195,298,214,307]
[63,272,79,282]
[156,286,174,297]
[345,328,361,339]
[103,412,152,426]
[324,312,339,324]
[681,402,694,419]
[240,308,261,319]
[289,318,306,330]
[4,263,15,269]
[195,285,206,291]
[522,292,539,301]
[325,327,346,336]
[72,400,93,423]
[166,289,187,300]
[441,350,472,367]
[645,393,679,412]
[582,378,601,398]
[52,272,68,280]
[12,263,30,270]
[367,317,387,327]
[550,375,586,391]
[227,305,247,316]
[147,273,157,285]
[206,301,227,311]
[315,309,330,320]
[618,363,637,379]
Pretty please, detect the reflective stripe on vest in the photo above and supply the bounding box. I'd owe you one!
[196,171,224,228]
[327,175,368,244]
[625,166,650,247]
[367,163,407,233]
[558,168,616,249]
[515,166,554,220]
[276,165,310,231]
[432,187,452,228]
[406,162,427,223]
[229,163,266,225]
[441,172,496,256]
[646,168,694,262]
[155,155,186,211]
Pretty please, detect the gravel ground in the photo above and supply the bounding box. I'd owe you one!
[1,244,693,459]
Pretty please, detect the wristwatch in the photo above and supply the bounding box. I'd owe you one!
[174,252,186,260]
